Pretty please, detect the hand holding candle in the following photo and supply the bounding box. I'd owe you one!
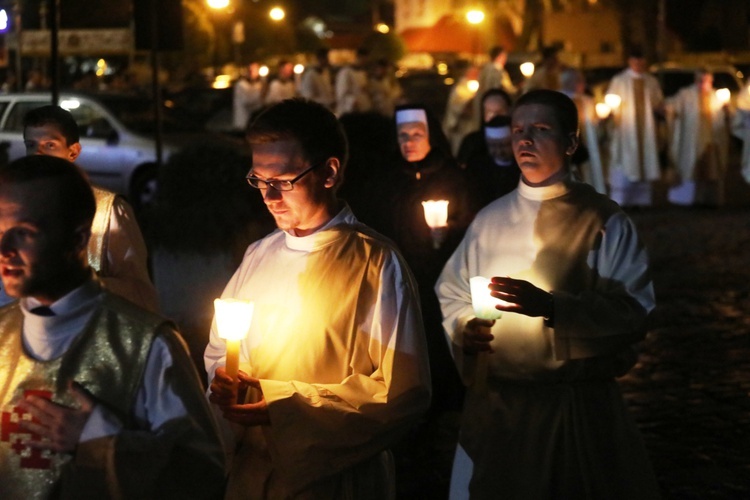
[214,298,254,380]
[422,200,449,249]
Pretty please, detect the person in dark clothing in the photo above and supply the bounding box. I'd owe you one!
[465,115,521,209]
[457,88,513,169]
[372,104,472,497]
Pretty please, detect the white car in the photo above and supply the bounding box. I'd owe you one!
[0,92,200,211]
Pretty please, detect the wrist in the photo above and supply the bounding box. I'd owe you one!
[543,292,554,326]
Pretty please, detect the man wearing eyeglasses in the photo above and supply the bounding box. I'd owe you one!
[205,98,431,499]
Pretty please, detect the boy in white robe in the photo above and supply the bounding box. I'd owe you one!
[436,90,660,499]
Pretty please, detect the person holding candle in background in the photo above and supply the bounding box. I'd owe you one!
[0,155,225,498]
[665,68,731,207]
[436,90,660,499]
[204,98,431,499]
[364,104,473,497]
[606,47,664,208]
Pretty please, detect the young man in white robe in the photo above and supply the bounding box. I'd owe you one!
[666,69,730,206]
[436,89,660,499]
[0,105,159,312]
[0,155,225,498]
[606,48,664,207]
[205,98,431,499]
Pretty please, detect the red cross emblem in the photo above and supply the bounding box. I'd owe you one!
[1,390,54,469]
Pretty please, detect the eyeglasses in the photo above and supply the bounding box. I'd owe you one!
[246,161,325,191]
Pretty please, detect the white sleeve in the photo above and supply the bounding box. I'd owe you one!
[101,197,160,313]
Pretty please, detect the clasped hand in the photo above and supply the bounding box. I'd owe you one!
[18,381,93,454]
[209,367,270,426]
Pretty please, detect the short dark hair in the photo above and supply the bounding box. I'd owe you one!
[23,105,80,145]
[485,115,512,129]
[513,89,579,136]
[489,46,505,60]
[0,155,96,232]
[247,98,349,180]
[481,88,513,110]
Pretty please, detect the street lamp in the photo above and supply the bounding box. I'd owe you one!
[465,9,485,65]
[269,7,285,22]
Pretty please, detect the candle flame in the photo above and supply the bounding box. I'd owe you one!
[604,93,621,110]
[422,200,449,228]
[715,88,731,104]
[595,102,611,120]
[214,298,254,341]
[470,276,506,320]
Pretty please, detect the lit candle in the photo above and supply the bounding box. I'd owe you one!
[470,276,507,320]
[214,298,254,380]
[520,62,535,78]
[422,200,449,249]
[595,102,611,120]
[715,88,731,105]
[604,93,621,110]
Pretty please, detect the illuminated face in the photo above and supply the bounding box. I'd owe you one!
[487,136,514,164]
[0,181,81,303]
[483,95,510,123]
[511,103,577,184]
[23,125,80,161]
[398,122,430,162]
[249,140,333,237]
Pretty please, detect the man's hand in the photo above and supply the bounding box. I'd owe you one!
[489,277,553,319]
[463,317,496,355]
[209,369,270,427]
[18,382,94,454]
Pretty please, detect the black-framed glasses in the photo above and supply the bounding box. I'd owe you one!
[246,161,325,191]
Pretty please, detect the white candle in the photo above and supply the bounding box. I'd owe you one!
[520,62,535,78]
[214,298,254,380]
[470,276,507,320]
[715,88,731,105]
[604,93,622,110]
[422,200,449,228]
[595,102,611,120]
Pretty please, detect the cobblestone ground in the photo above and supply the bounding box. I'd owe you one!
[622,202,750,500]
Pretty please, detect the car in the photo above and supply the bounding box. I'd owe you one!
[0,92,208,211]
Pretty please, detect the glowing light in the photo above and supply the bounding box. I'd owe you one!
[0,10,9,32]
[376,23,390,34]
[520,62,535,78]
[269,7,285,21]
[259,65,270,77]
[444,77,455,86]
[595,102,611,120]
[715,88,731,104]
[212,74,232,89]
[466,10,485,25]
[422,200,449,229]
[470,276,506,320]
[467,79,479,93]
[60,99,80,110]
[207,0,230,9]
[214,298,254,380]
[604,93,622,110]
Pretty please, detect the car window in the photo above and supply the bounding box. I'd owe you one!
[712,72,740,92]
[67,102,114,139]
[2,101,48,132]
